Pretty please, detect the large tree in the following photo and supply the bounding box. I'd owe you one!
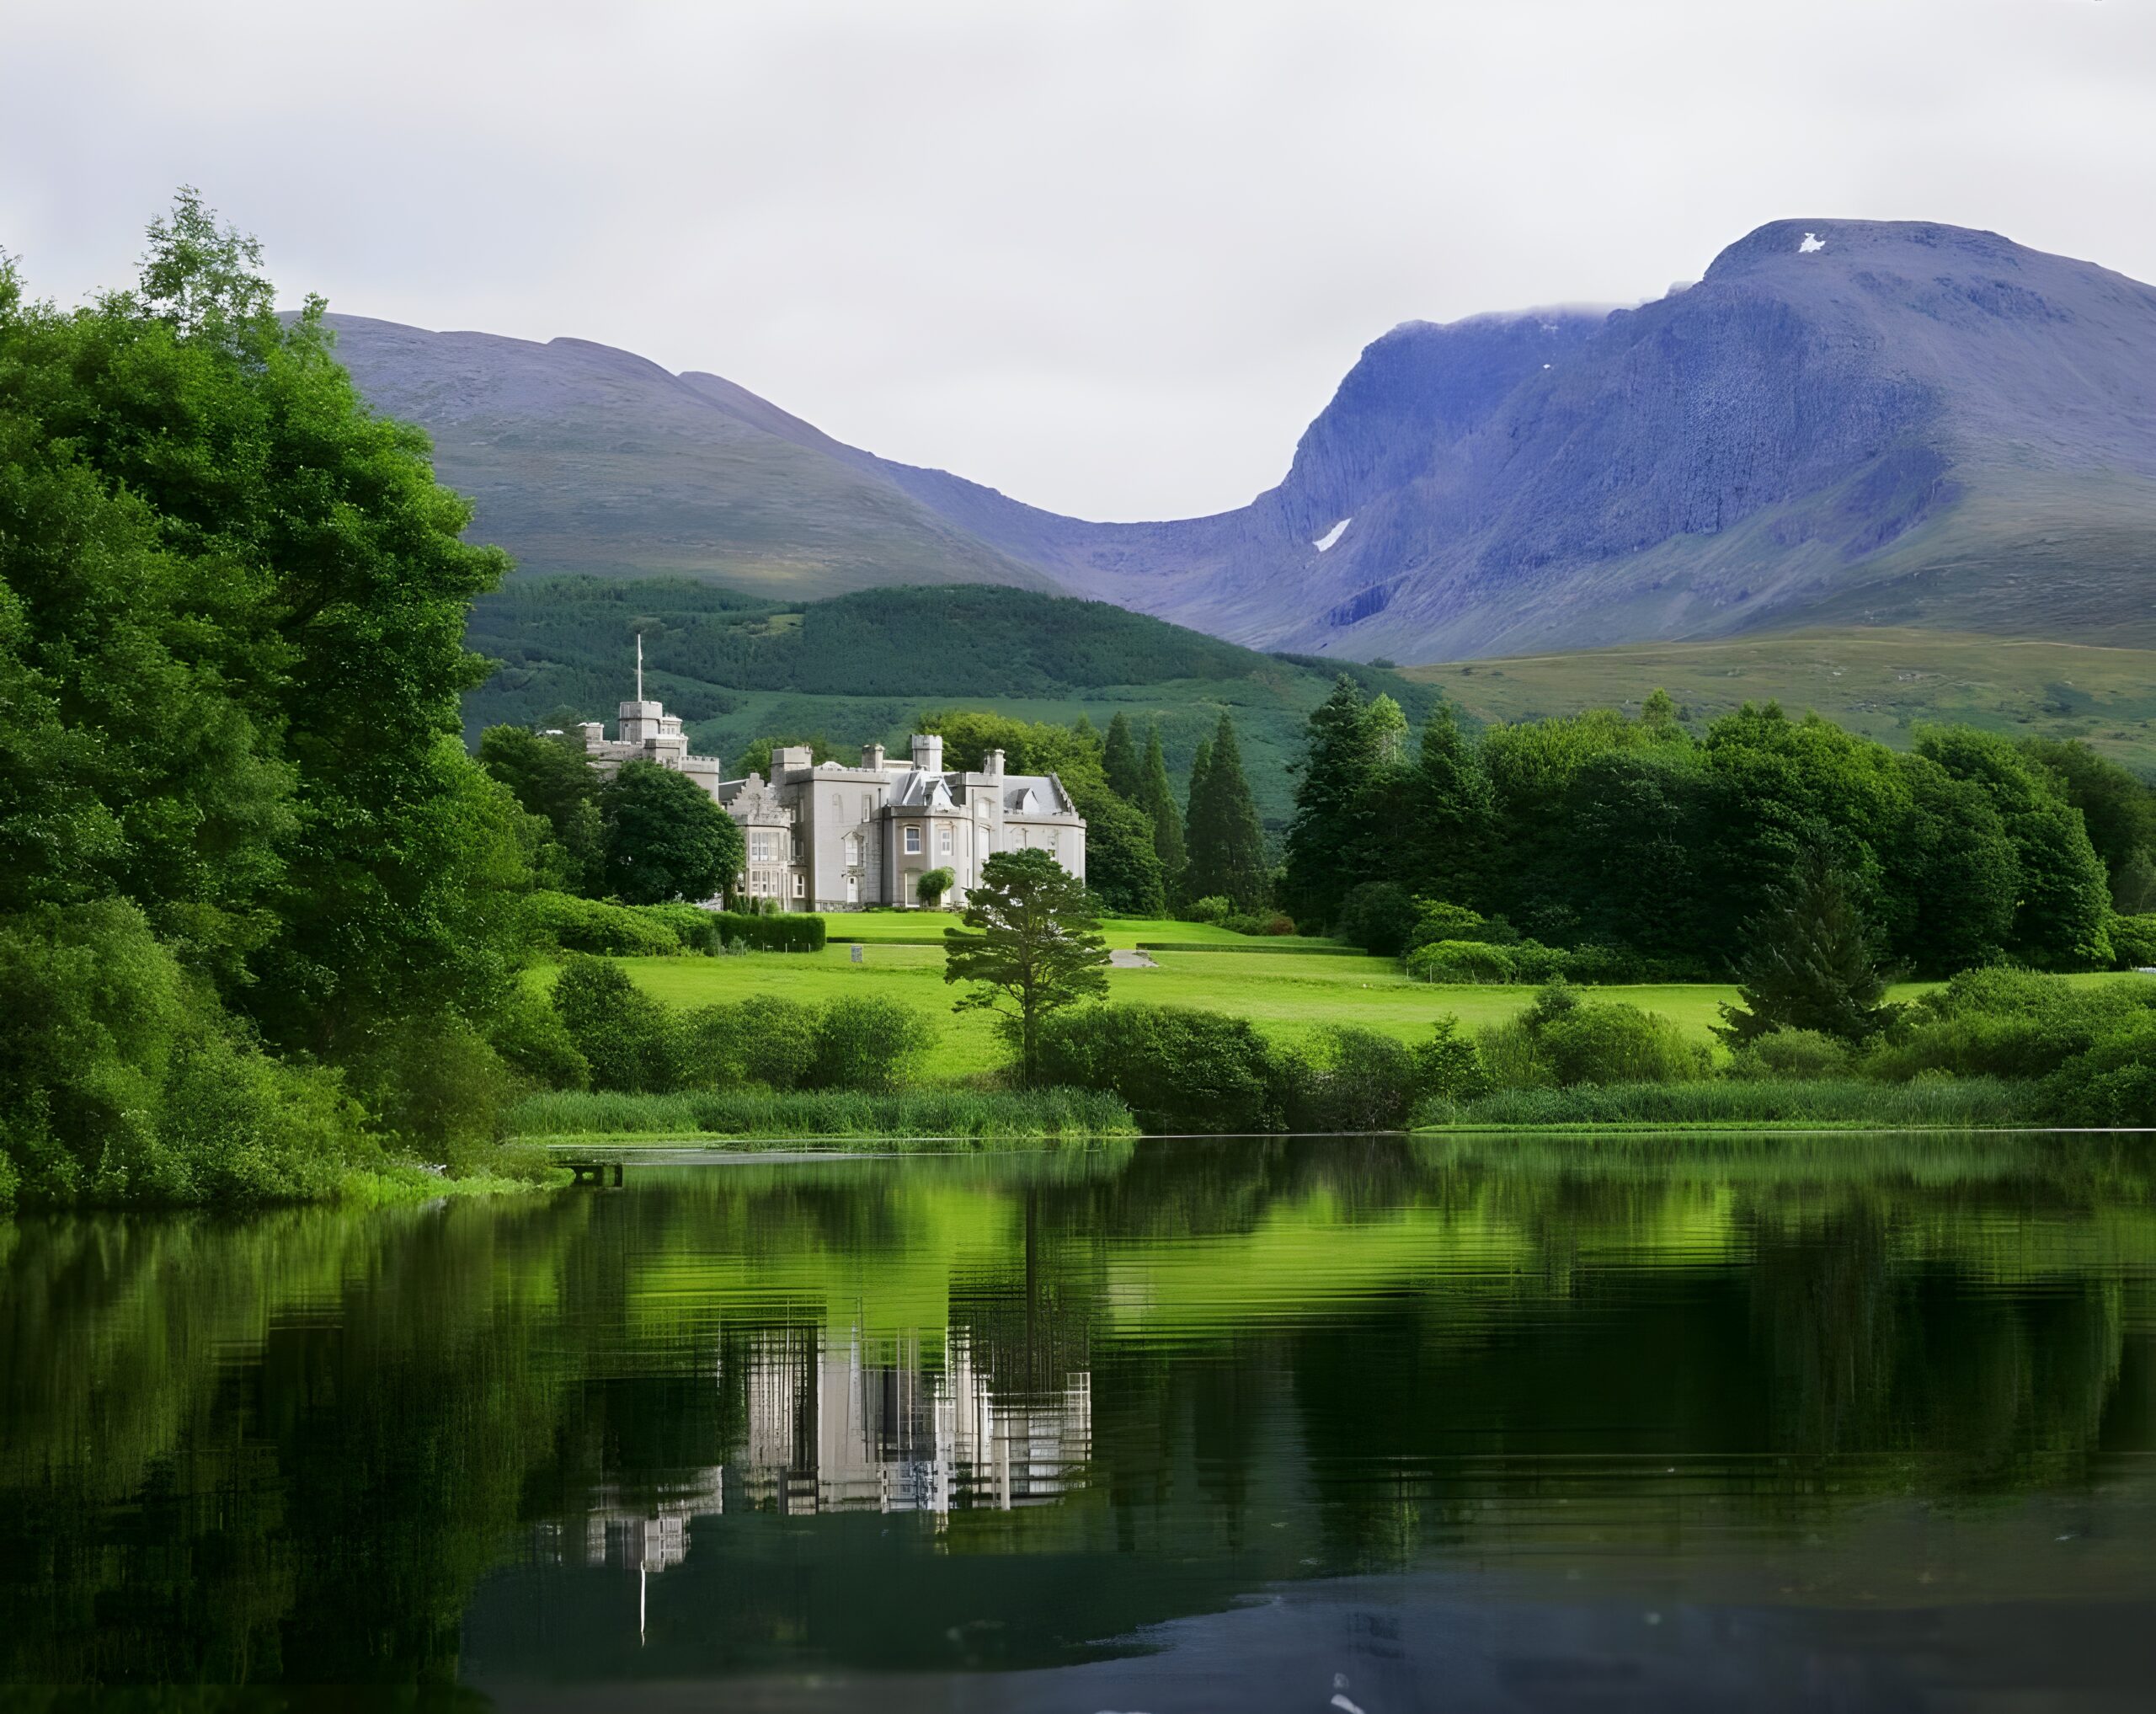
[1405,703,1497,910]
[1184,713,1270,912]
[1137,724,1188,903]
[478,725,604,892]
[1717,846,1896,1047]
[1102,712,1144,802]
[943,848,1111,1081]
[1,192,537,1192]
[1281,677,1415,928]
[597,761,744,905]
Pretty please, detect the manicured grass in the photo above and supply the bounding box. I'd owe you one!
[825,912,1343,953]
[594,946,1777,1081]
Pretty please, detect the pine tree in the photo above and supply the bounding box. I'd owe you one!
[1407,703,1497,907]
[1717,845,1896,1046]
[1138,724,1187,901]
[1281,676,1411,928]
[1185,713,1270,912]
[1102,712,1143,802]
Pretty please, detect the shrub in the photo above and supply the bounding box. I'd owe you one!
[2048,1015,2156,1125]
[1288,1026,1421,1130]
[1406,900,1516,950]
[1475,980,1706,1088]
[0,900,371,1206]
[548,956,680,1092]
[1335,882,1418,957]
[1868,965,2156,1082]
[727,997,825,1090]
[347,1012,515,1160]
[525,891,688,957]
[1217,910,1301,937]
[1035,1003,1290,1133]
[1406,940,1518,984]
[1728,1027,1849,1081]
[1413,1017,1490,1102]
[2111,913,2156,969]
[1183,894,1235,925]
[810,996,936,1092]
[488,987,591,1091]
[707,911,827,952]
[1508,941,1571,982]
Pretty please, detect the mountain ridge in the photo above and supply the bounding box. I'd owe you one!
[323,216,2156,661]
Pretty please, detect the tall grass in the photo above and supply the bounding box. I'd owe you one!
[501,1086,1139,1143]
[1417,1076,2045,1131]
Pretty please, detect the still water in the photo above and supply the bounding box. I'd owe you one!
[3,1134,2154,1711]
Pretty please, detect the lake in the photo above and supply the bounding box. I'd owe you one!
[3,1133,2153,1711]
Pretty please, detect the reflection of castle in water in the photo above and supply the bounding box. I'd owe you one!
[542,1324,1091,1578]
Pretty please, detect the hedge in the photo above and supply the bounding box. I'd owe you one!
[710,911,826,952]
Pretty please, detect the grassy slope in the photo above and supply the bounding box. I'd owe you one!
[1407,627,2156,776]
[465,580,1438,827]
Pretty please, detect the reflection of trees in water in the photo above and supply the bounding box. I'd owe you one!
[3,1136,2152,1686]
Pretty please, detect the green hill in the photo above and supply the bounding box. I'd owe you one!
[1409,627,2156,777]
[466,581,1441,825]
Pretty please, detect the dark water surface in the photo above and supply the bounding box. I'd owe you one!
[4,1134,2154,1711]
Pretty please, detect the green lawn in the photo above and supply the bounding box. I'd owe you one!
[827,913,1344,952]
[573,948,2143,1085]
[604,944,1790,1081]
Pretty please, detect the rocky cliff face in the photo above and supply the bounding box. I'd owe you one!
[325,219,2156,659]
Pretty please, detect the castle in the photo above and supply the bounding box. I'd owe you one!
[579,641,1085,910]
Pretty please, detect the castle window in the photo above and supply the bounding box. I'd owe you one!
[793,873,806,899]
[939,825,953,857]
[904,826,921,855]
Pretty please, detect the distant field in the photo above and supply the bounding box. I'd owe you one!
[1407,627,2156,776]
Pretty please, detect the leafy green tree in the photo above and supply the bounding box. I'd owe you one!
[1281,677,1411,928]
[1915,728,2112,968]
[1886,756,2019,974]
[1081,793,1167,916]
[478,726,604,892]
[597,761,744,905]
[1137,724,1188,901]
[2020,736,2156,909]
[943,848,1111,1082]
[916,865,956,908]
[1185,713,1269,912]
[1718,846,1896,1047]
[548,955,680,1092]
[1102,712,1144,801]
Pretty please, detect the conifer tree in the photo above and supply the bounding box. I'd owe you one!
[1281,676,1411,928]
[1717,845,1896,1046]
[1138,724,1188,901]
[1102,712,1143,803]
[1408,703,1497,908]
[1185,713,1270,912]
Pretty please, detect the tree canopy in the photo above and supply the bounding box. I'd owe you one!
[943,848,1111,1081]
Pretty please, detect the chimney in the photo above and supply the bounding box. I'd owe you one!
[862,741,887,771]
[910,733,944,774]
[985,748,1005,779]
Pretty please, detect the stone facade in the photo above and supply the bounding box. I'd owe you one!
[577,664,1084,910]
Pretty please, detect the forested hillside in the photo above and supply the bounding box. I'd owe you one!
[466,580,1438,825]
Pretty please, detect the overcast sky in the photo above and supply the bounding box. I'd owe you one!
[5,2,2153,520]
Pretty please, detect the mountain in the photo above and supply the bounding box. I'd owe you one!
[464,580,1440,828]
[321,315,1051,599]
[327,218,2156,662]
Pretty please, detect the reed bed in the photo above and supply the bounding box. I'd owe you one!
[501,1086,1139,1143]
[1417,1076,2044,1131]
